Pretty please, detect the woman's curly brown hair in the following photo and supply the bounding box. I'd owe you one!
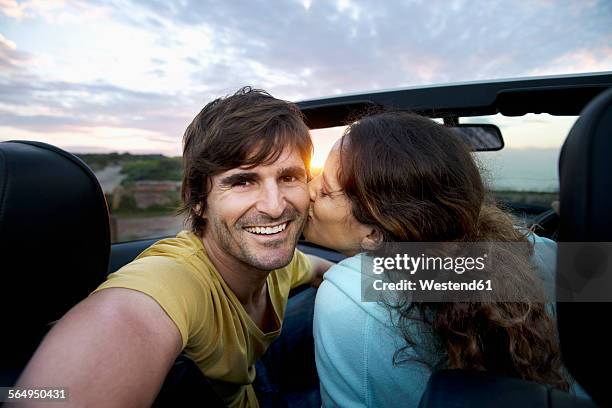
[338,111,568,390]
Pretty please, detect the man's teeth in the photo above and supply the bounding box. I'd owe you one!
[245,223,288,235]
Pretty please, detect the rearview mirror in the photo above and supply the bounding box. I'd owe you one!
[452,124,504,151]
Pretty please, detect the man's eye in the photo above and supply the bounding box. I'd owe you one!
[282,176,297,183]
[232,179,252,187]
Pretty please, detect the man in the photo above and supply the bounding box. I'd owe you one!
[17,87,332,407]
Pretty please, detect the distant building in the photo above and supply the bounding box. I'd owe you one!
[112,181,181,210]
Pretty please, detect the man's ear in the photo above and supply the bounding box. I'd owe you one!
[361,226,383,251]
[193,203,206,219]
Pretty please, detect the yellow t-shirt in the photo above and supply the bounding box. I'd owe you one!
[92,230,313,408]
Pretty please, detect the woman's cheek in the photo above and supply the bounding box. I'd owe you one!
[319,203,335,223]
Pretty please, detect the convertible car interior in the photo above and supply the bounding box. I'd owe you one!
[1,71,610,407]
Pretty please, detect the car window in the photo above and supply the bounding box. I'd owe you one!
[311,114,579,218]
[468,114,578,213]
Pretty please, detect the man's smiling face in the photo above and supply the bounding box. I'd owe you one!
[202,146,309,271]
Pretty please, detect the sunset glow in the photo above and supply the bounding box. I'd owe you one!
[309,126,345,169]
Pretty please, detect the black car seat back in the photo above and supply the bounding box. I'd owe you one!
[557,86,612,407]
[419,370,595,408]
[0,140,110,385]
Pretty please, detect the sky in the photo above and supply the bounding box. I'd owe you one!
[1,0,611,168]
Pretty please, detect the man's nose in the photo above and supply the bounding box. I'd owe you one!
[255,181,287,219]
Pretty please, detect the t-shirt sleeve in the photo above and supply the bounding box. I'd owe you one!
[91,256,208,349]
[289,249,313,289]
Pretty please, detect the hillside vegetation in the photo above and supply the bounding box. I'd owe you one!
[76,152,167,171]
[77,153,182,184]
[120,157,182,185]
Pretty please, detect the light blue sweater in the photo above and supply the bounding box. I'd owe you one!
[313,235,586,407]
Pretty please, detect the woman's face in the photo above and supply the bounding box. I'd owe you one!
[303,139,373,256]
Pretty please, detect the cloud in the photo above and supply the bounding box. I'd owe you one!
[0,35,196,141]
[0,0,611,153]
[7,1,612,98]
[0,124,181,155]
[0,33,30,74]
[1,0,69,21]
[527,46,612,76]
[1,0,108,23]
[0,0,27,19]
[110,0,611,100]
[0,77,195,134]
[0,33,16,49]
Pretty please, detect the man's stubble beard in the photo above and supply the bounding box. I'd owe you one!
[210,208,307,271]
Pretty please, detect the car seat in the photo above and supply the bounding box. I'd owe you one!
[557,86,612,407]
[0,140,111,385]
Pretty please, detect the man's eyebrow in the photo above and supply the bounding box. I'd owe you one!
[279,166,307,178]
[219,172,259,185]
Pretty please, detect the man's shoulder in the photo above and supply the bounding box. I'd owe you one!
[127,230,218,276]
[135,230,203,263]
[98,230,216,295]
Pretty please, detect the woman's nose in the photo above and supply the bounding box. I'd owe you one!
[308,175,320,202]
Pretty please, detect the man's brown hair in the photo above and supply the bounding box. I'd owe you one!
[180,86,312,236]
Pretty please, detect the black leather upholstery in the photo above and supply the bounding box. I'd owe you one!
[108,237,160,273]
[418,370,596,408]
[0,141,110,385]
[557,86,612,407]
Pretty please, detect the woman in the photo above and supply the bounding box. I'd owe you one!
[303,112,571,407]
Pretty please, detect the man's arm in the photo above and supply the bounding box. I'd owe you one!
[16,288,183,407]
[306,254,333,288]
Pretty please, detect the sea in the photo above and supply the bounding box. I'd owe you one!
[475,148,560,193]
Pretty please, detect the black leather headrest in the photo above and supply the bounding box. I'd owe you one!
[559,87,612,241]
[0,141,110,383]
[557,87,612,407]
